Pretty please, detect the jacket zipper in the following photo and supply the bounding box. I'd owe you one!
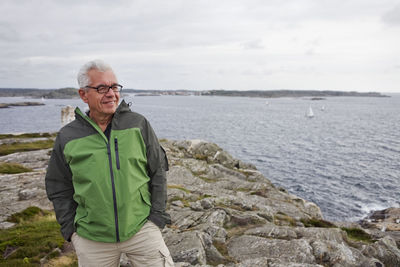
[76,110,121,242]
[107,143,120,242]
[114,138,120,170]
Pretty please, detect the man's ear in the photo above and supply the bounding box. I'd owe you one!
[78,89,89,103]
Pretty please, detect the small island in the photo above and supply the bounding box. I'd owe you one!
[0,102,45,108]
[0,88,79,99]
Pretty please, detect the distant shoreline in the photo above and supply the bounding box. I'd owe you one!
[0,88,390,99]
[0,102,45,108]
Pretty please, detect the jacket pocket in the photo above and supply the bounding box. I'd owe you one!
[160,145,169,171]
[139,185,151,207]
[114,138,120,170]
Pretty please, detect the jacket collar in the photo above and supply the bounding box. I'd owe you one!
[115,99,131,114]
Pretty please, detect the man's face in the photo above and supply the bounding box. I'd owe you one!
[79,69,120,119]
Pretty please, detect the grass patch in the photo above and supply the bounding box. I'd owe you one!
[211,240,236,265]
[0,133,55,140]
[193,154,208,161]
[168,196,190,207]
[274,213,297,227]
[197,194,213,200]
[300,218,336,228]
[341,227,373,243]
[236,187,252,192]
[0,162,33,174]
[224,222,265,239]
[250,188,272,198]
[198,176,218,183]
[167,185,191,194]
[213,240,229,256]
[7,207,50,223]
[191,169,208,176]
[0,207,65,266]
[0,140,54,156]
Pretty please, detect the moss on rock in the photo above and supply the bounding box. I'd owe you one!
[0,207,65,266]
[0,140,54,156]
[0,162,33,174]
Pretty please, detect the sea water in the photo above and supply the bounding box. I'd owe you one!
[1,94,399,221]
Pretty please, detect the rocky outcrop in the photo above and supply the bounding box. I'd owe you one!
[1,136,399,266]
[160,139,400,266]
[0,148,52,229]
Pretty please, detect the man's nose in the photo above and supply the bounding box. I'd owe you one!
[104,88,116,96]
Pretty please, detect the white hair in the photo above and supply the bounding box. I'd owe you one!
[77,59,113,88]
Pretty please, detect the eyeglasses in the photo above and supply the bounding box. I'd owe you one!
[85,84,123,94]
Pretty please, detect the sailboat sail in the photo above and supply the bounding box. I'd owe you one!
[306,105,314,118]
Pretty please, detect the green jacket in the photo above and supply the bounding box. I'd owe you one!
[45,100,170,243]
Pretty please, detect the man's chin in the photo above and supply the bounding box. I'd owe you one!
[101,104,117,113]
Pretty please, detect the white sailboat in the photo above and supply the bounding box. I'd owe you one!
[306,105,314,118]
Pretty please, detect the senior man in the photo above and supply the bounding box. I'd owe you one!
[45,60,174,266]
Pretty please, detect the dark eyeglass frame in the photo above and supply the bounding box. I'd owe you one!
[85,84,123,94]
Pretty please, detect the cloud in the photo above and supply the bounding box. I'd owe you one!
[0,0,399,91]
[0,23,19,42]
[381,5,400,26]
[242,39,265,50]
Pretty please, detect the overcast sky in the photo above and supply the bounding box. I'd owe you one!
[0,0,399,92]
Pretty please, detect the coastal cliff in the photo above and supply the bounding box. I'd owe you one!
[0,135,399,266]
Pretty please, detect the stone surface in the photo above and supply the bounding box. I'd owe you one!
[360,207,400,231]
[1,137,399,266]
[228,235,316,263]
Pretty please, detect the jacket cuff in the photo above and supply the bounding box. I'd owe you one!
[61,221,75,242]
[148,211,171,229]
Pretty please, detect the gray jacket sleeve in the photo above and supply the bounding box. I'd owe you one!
[45,134,77,241]
[143,119,171,229]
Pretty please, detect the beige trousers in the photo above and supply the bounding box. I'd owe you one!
[71,221,174,267]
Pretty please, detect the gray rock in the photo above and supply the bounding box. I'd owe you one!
[200,232,226,265]
[267,260,324,267]
[295,227,346,243]
[227,235,316,264]
[200,198,214,210]
[166,231,207,265]
[0,148,51,170]
[18,188,39,200]
[245,224,297,240]
[0,221,16,229]
[190,201,204,211]
[172,200,185,208]
[311,240,367,266]
[362,236,400,267]
[237,161,257,170]
[234,258,324,267]
[213,150,239,169]
[188,140,221,159]
[167,165,200,186]
[0,170,52,222]
[169,209,204,230]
